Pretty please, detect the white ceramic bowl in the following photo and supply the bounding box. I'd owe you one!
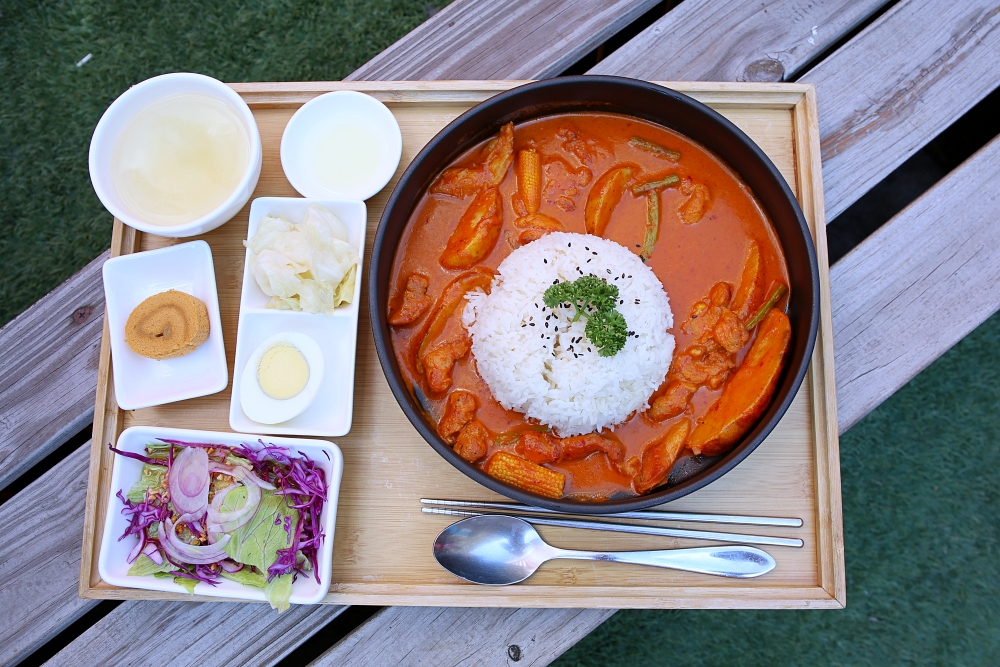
[89,72,262,238]
[99,426,342,605]
[280,90,402,201]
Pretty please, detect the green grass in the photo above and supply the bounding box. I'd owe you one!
[0,0,446,327]
[554,310,1000,667]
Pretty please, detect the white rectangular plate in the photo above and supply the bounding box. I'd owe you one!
[98,426,343,605]
[102,240,228,410]
[230,197,366,436]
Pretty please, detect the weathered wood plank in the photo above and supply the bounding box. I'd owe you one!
[46,601,348,667]
[803,0,1000,219]
[590,0,888,82]
[346,0,661,81]
[832,134,1000,432]
[309,607,613,667]
[0,251,106,491]
[0,443,97,667]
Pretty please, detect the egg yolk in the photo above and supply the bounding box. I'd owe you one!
[257,343,309,400]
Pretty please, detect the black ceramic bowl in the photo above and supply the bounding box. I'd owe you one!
[370,76,819,514]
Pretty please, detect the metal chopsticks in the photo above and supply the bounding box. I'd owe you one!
[421,507,804,548]
[420,498,802,527]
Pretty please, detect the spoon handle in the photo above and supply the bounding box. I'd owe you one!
[553,545,776,578]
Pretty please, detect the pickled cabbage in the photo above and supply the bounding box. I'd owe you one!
[246,204,360,314]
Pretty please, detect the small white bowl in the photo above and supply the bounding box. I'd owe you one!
[99,426,343,605]
[240,331,325,424]
[280,91,402,201]
[102,240,228,409]
[90,72,262,238]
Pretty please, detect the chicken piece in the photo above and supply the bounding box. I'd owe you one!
[709,282,732,307]
[440,187,503,269]
[714,308,749,353]
[585,164,638,237]
[486,452,565,499]
[414,267,494,372]
[429,166,487,198]
[731,241,762,321]
[515,430,559,464]
[632,419,691,495]
[678,178,711,224]
[517,148,542,214]
[517,229,547,245]
[514,212,564,232]
[647,380,696,421]
[556,125,612,166]
[388,273,433,326]
[454,420,490,462]
[437,390,478,444]
[543,157,592,212]
[560,433,626,467]
[682,300,723,340]
[423,335,471,394]
[486,122,515,185]
[516,430,625,468]
[689,309,791,457]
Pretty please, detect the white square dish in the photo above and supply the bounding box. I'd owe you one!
[98,426,343,605]
[230,197,366,436]
[102,240,228,410]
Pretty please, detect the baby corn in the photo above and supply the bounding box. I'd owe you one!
[486,452,565,499]
[517,148,542,214]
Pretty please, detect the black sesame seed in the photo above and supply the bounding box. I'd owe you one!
[541,334,544,338]
[543,258,547,264]
[529,323,535,326]
[592,251,597,256]
[636,244,641,248]
[606,269,612,274]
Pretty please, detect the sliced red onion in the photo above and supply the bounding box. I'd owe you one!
[169,447,210,517]
[220,559,244,573]
[127,532,146,564]
[160,517,230,565]
[207,478,261,533]
[142,541,163,565]
[211,462,275,491]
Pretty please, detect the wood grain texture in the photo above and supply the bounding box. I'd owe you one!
[0,251,107,491]
[346,0,661,81]
[0,443,97,667]
[46,601,347,667]
[310,607,614,667]
[80,82,843,610]
[590,0,888,81]
[832,134,1000,432]
[802,0,1000,219]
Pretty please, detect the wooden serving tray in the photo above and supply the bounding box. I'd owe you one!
[81,81,844,608]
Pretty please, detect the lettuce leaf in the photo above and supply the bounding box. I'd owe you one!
[126,464,166,503]
[265,573,293,613]
[127,554,173,577]
[220,567,268,589]
[174,577,198,595]
[222,487,298,571]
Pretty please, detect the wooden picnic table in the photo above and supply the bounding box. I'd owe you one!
[2,0,998,664]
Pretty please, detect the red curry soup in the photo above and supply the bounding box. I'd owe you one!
[387,112,791,502]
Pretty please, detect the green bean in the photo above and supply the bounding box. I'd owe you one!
[745,283,788,330]
[631,173,680,195]
[640,192,660,261]
[630,136,681,161]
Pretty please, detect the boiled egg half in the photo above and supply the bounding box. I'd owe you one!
[240,332,324,424]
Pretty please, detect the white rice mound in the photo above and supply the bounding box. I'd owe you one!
[462,232,674,436]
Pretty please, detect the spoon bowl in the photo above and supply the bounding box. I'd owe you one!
[433,515,777,586]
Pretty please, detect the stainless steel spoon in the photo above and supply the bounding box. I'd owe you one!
[432,515,777,585]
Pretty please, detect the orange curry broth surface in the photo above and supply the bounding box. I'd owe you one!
[388,112,789,500]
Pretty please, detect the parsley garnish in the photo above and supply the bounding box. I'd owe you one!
[543,276,628,357]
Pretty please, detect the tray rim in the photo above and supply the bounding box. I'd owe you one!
[80,79,844,609]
